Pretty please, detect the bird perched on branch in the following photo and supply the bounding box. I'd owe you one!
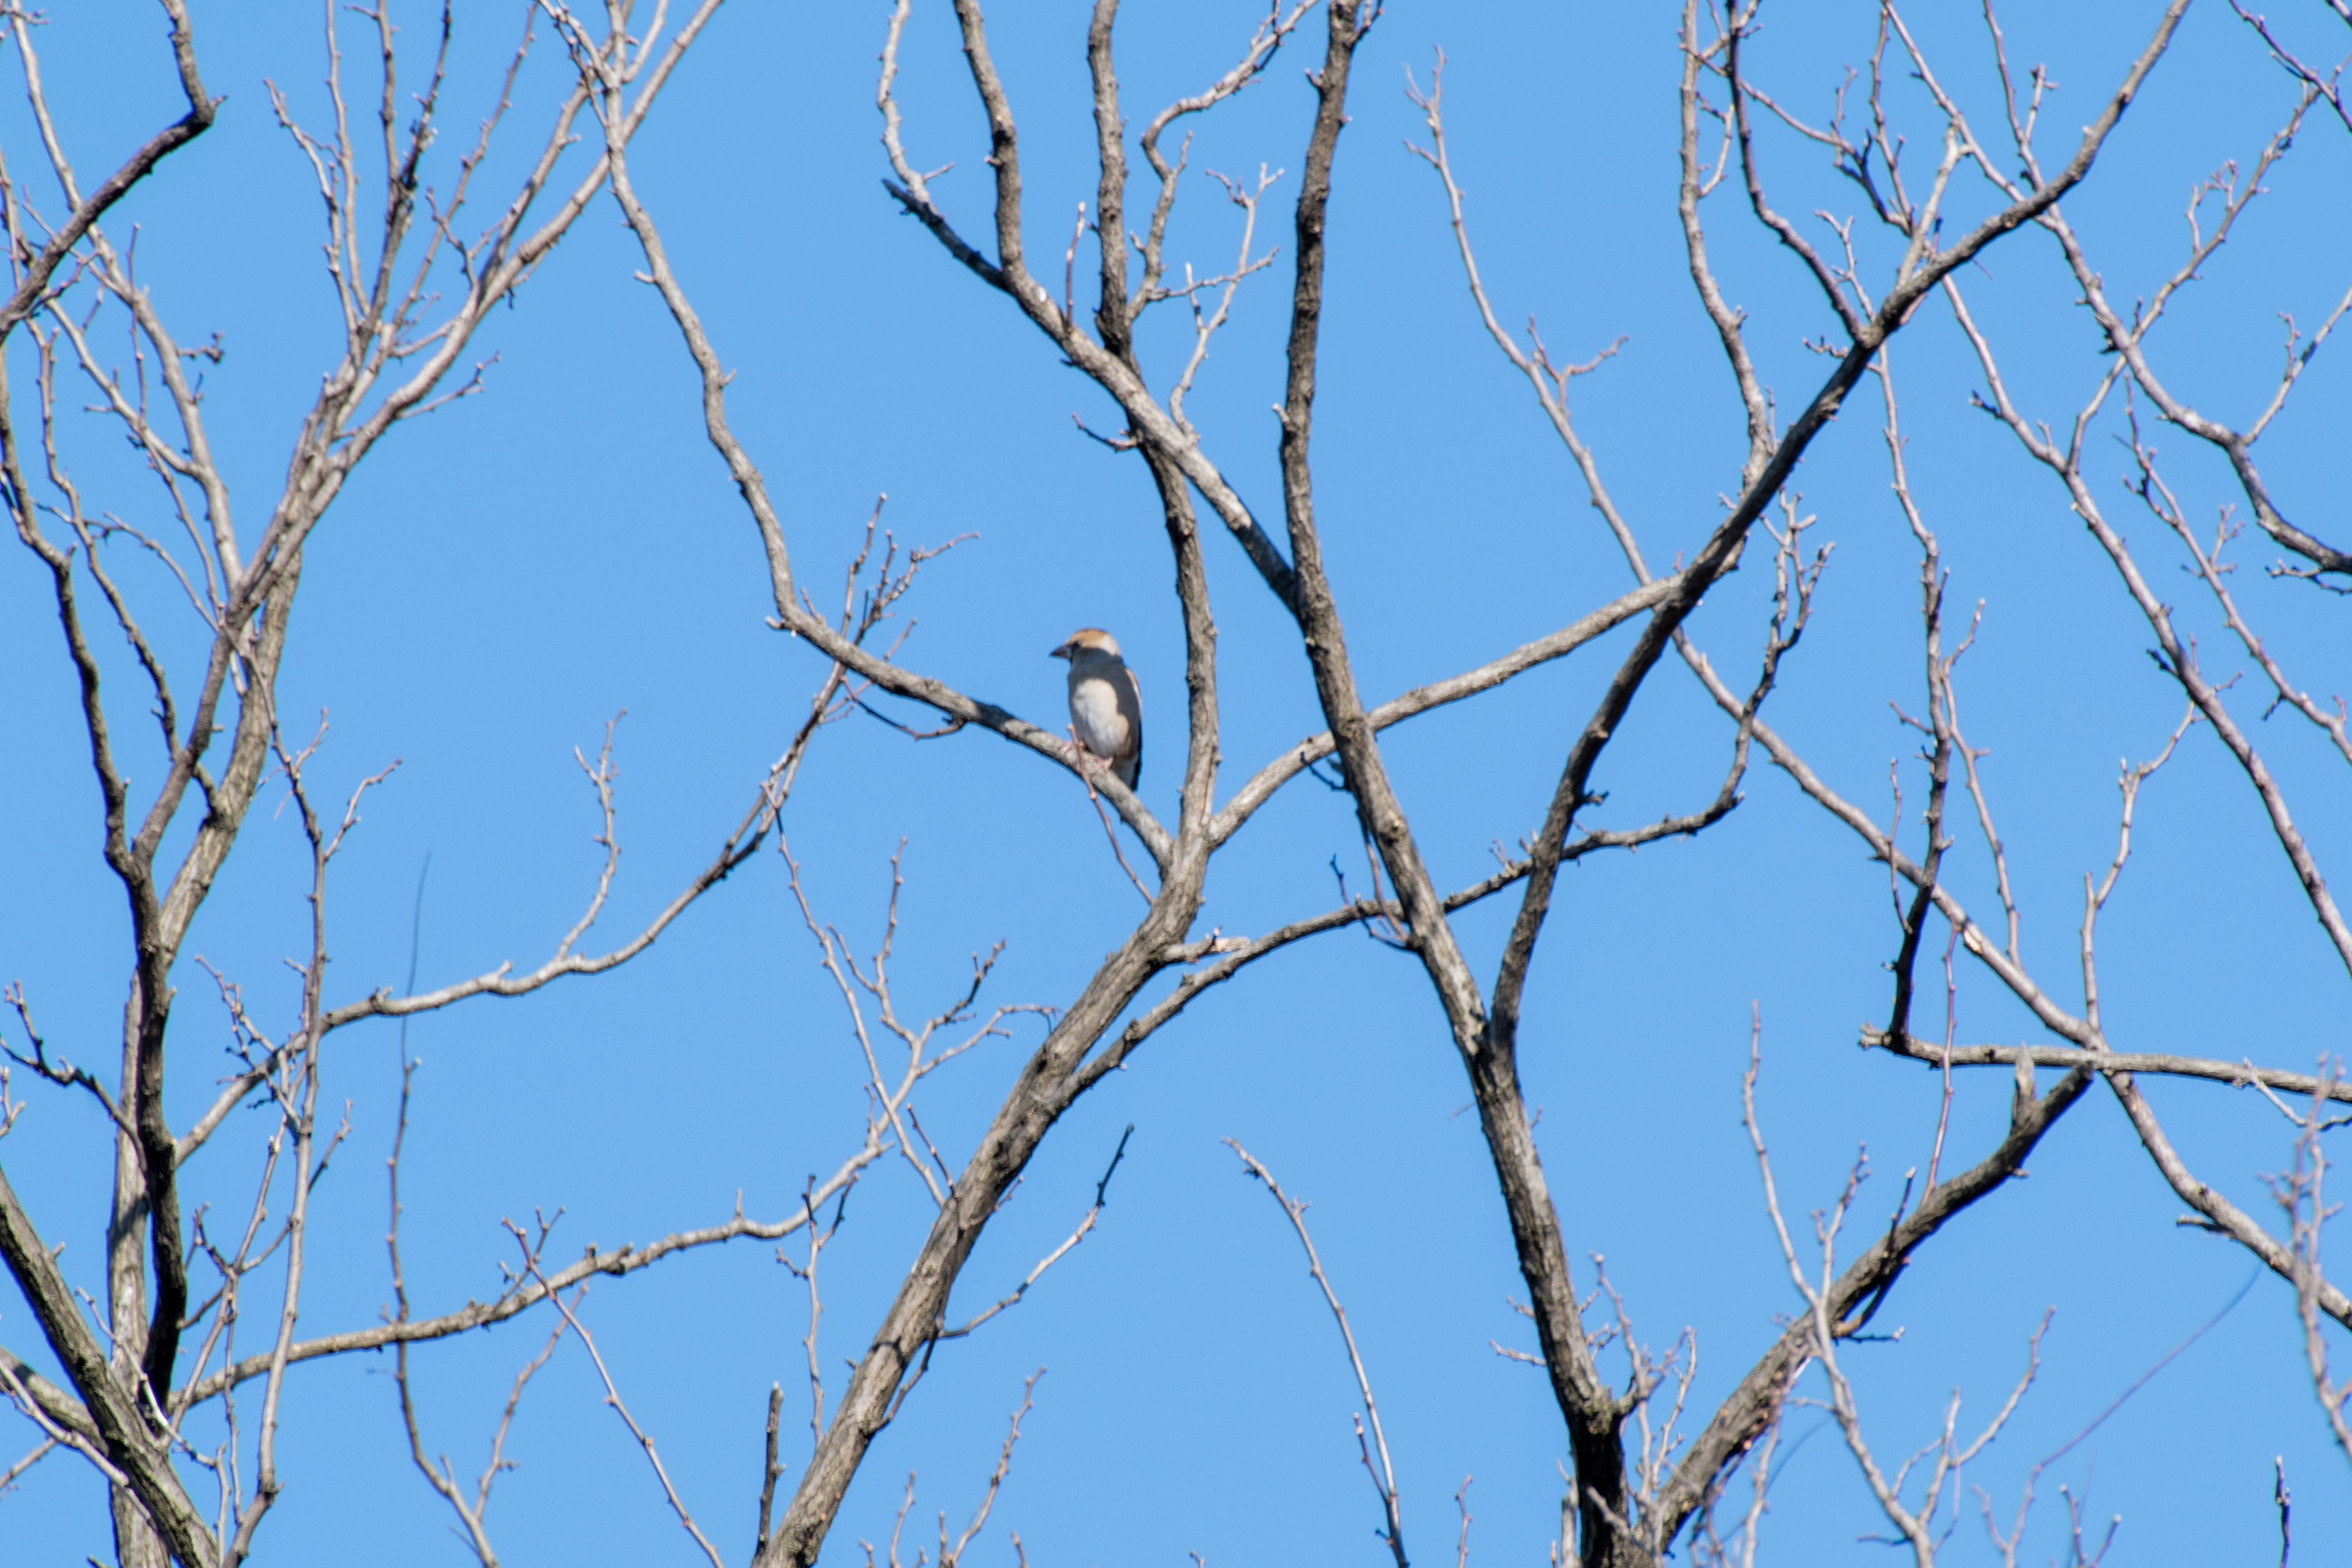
[1050,627,1142,790]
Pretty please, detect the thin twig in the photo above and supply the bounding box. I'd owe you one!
[1226,1140,1407,1568]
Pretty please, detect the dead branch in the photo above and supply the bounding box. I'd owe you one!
[1226,1140,1406,1568]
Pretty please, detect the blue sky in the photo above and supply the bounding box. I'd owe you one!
[4,1,2350,1563]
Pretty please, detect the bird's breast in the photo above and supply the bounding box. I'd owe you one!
[1069,675,1130,756]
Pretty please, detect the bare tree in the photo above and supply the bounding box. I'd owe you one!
[6,1,2350,1564]
[0,3,878,1561]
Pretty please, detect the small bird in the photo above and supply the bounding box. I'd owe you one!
[1050,627,1142,790]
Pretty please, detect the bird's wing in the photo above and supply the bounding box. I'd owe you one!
[1115,662,1142,789]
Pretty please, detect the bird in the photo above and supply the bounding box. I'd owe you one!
[1049,627,1142,790]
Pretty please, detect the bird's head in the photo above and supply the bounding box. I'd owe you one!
[1049,627,1122,662]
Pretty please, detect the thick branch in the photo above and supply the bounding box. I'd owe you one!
[0,0,216,339]
[576,24,1221,1566]
[1652,1067,2094,1542]
[0,1341,98,1446]
[0,1161,217,1566]
[1300,7,2189,1558]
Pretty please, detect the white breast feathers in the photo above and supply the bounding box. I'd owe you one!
[1069,675,1129,761]
[1065,647,1142,789]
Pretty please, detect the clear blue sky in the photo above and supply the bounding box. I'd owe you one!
[4,1,2348,1562]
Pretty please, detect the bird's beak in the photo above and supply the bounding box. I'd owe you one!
[1048,642,1071,660]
